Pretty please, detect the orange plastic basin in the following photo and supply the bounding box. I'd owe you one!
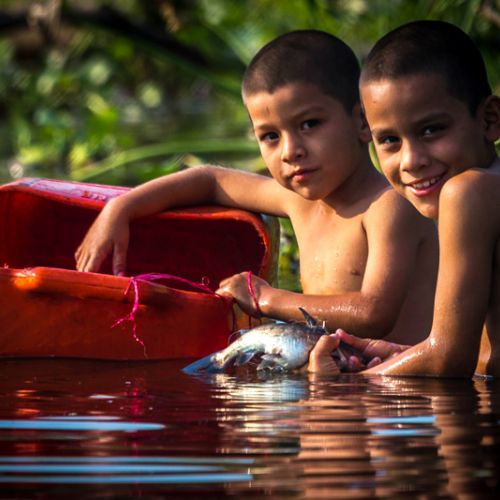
[0,178,278,360]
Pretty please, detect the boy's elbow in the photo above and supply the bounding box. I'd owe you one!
[354,299,399,338]
[422,336,477,377]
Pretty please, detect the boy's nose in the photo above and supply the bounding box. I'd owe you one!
[400,140,430,173]
[281,134,306,163]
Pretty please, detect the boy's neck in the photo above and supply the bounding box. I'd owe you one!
[322,152,387,212]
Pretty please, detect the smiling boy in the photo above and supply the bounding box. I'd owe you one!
[313,20,500,376]
[75,30,438,344]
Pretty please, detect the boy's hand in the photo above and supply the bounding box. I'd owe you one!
[307,333,341,375]
[307,330,410,375]
[336,329,411,371]
[75,202,130,276]
[216,272,270,317]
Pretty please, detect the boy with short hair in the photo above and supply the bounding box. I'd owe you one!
[76,30,438,345]
[314,20,500,376]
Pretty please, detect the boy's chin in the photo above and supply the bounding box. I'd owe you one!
[393,186,439,220]
[292,187,325,201]
[412,201,438,220]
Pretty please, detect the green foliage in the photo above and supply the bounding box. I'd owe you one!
[0,0,498,288]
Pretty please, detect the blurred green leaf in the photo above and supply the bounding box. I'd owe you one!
[0,0,498,288]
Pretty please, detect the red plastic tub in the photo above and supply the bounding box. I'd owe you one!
[0,178,278,360]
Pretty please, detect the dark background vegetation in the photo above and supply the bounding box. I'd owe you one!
[0,0,498,287]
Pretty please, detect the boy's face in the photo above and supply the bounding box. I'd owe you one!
[244,83,370,203]
[361,73,495,219]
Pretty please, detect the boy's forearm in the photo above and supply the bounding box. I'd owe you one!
[361,335,477,377]
[260,288,397,338]
[110,165,217,221]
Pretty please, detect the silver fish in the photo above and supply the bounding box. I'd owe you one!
[182,307,366,374]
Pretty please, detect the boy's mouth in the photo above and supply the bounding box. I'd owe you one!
[290,168,318,182]
[406,174,445,196]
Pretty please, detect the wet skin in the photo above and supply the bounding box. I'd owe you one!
[244,84,371,206]
[76,82,438,345]
[243,83,381,296]
[219,83,437,342]
[361,73,496,219]
[320,73,500,376]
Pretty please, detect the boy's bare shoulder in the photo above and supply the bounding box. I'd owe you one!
[364,186,433,232]
[440,167,500,213]
[438,167,500,243]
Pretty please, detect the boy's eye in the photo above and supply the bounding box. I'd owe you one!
[301,119,320,130]
[259,131,279,142]
[377,135,399,146]
[422,125,443,137]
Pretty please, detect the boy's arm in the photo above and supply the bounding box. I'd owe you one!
[218,190,436,338]
[75,165,289,274]
[308,329,410,373]
[360,172,498,376]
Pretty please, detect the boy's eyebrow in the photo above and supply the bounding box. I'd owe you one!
[252,104,329,130]
[371,111,452,136]
[292,104,329,117]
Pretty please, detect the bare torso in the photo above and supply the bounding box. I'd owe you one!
[290,179,437,345]
[297,207,367,295]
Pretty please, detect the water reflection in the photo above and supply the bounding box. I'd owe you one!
[0,359,499,497]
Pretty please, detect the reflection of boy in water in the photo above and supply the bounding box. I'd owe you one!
[314,21,500,377]
[76,30,437,350]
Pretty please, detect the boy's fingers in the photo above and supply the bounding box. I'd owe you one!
[367,357,382,369]
[75,245,88,271]
[218,274,238,289]
[112,247,127,276]
[75,252,83,271]
[87,255,102,273]
[336,329,371,351]
[215,288,233,299]
[308,334,340,362]
[317,333,341,352]
[77,252,93,273]
[218,277,229,288]
[215,279,232,294]
[348,356,363,372]
[308,334,341,375]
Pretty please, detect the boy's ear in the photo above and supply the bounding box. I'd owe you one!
[353,103,372,143]
[480,95,500,143]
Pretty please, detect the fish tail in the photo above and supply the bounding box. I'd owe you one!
[182,352,225,374]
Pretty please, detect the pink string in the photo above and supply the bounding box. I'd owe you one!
[112,272,238,357]
[112,277,147,356]
[247,270,263,321]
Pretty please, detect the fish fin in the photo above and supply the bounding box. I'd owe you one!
[257,354,285,372]
[182,352,224,374]
[298,307,317,327]
[234,351,257,366]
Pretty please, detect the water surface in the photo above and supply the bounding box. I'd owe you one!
[0,359,499,498]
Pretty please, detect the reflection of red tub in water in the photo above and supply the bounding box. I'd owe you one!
[0,178,278,360]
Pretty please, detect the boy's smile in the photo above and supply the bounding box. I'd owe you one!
[361,73,494,219]
[245,83,371,204]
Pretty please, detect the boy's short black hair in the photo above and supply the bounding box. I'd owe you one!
[242,30,360,113]
[360,20,492,114]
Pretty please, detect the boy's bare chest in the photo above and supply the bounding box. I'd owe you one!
[294,214,368,294]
